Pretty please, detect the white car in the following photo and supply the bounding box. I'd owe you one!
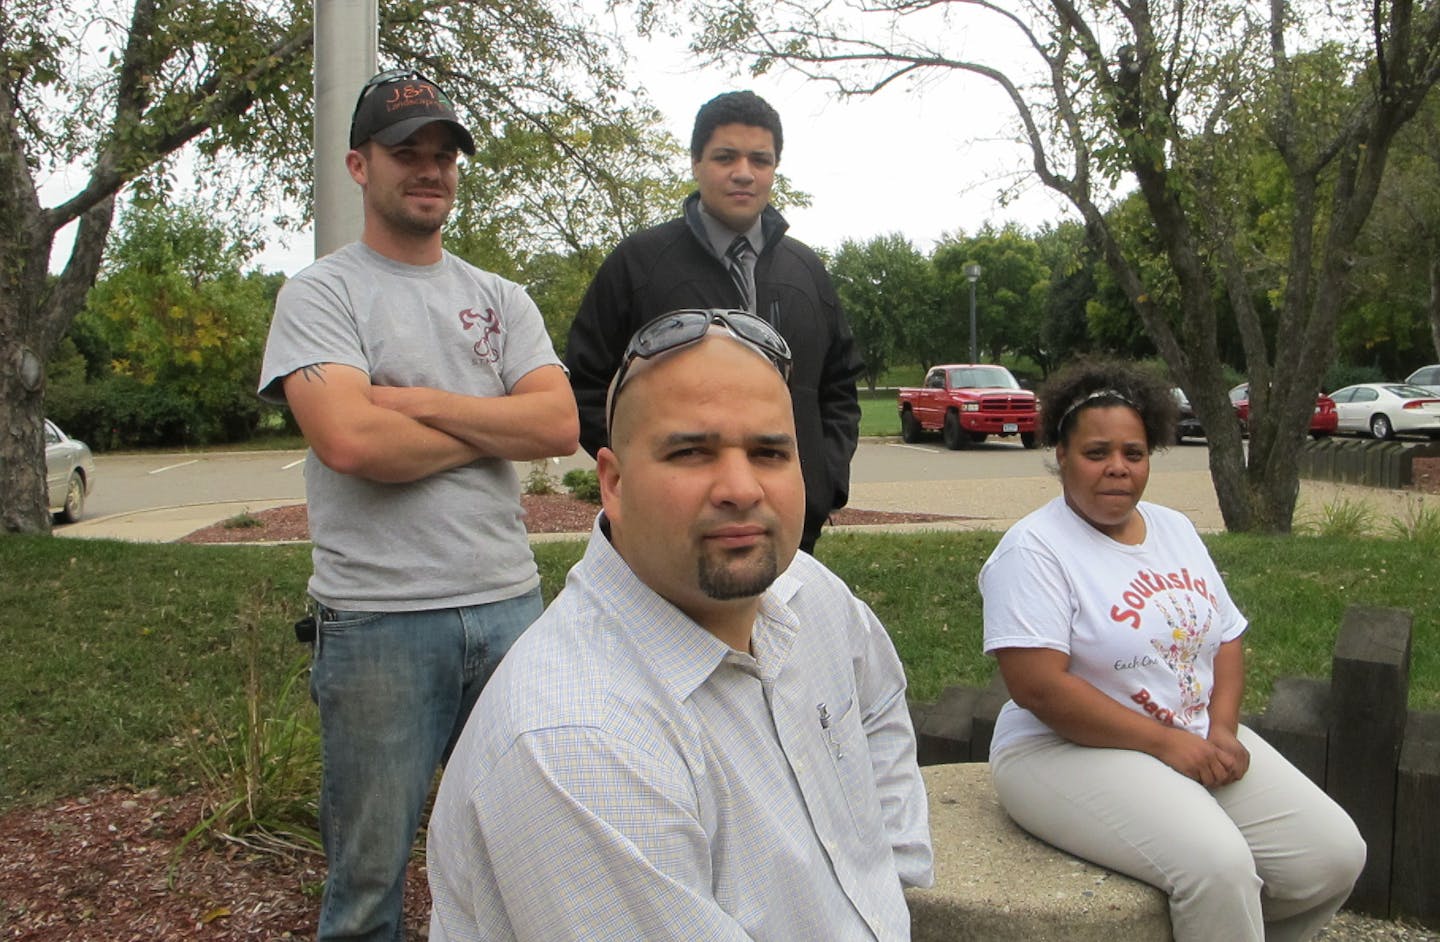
[1405,364,1440,395]
[1327,383,1440,440]
[45,419,96,523]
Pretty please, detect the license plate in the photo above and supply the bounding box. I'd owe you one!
[1003,423,1018,433]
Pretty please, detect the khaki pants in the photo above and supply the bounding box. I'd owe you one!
[991,725,1366,942]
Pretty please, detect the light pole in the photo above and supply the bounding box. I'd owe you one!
[314,0,377,259]
[964,263,982,362]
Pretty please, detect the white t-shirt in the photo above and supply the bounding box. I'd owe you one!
[980,497,1248,758]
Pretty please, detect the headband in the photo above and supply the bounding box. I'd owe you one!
[1057,388,1137,428]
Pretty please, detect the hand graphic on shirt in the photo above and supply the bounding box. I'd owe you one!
[1149,593,1213,727]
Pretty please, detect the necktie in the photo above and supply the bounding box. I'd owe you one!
[726,236,757,313]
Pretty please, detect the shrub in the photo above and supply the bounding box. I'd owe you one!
[47,374,203,449]
[563,468,602,503]
[1296,498,1379,539]
[1323,363,1386,392]
[523,460,558,495]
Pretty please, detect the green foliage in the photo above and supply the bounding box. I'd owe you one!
[523,460,559,495]
[1387,497,1440,546]
[1082,197,1169,360]
[1294,499,1379,539]
[54,201,278,446]
[1336,298,1435,379]
[175,582,320,858]
[933,225,1050,369]
[830,234,937,387]
[515,249,608,355]
[46,372,236,449]
[1033,222,1098,371]
[1344,95,1440,375]
[1322,363,1386,393]
[448,110,690,268]
[562,468,602,503]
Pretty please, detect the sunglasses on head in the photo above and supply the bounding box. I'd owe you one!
[606,309,793,434]
[351,68,446,122]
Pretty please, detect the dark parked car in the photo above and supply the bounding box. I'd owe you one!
[1228,383,1337,439]
[1171,388,1205,442]
[45,419,96,523]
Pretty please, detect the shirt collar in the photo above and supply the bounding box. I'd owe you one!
[697,200,766,259]
[581,512,803,699]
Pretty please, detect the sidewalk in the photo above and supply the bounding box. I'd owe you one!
[56,471,1436,543]
[58,499,301,543]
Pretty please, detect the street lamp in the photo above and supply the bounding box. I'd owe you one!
[963,263,982,362]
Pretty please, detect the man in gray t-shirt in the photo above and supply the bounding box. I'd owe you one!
[257,67,578,942]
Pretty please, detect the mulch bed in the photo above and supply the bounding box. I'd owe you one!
[0,786,430,941]
[179,495,963,544]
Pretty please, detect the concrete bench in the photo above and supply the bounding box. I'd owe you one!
[907,762,1173,941]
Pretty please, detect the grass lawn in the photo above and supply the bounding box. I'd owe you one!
[2,529,1436,814]
[859,387,902,438]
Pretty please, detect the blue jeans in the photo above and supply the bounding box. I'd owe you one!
[309,587,543,942]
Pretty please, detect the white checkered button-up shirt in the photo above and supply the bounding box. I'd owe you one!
[427,517,933,941]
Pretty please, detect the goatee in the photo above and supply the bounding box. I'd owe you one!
[697,545,779,600]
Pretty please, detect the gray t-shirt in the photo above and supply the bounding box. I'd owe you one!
[259,242,561,611]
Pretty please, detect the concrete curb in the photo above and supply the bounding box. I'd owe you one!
[54,475,1439,545]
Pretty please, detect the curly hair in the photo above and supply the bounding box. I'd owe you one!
[690,91,783,162]
[1038,357,1178,450]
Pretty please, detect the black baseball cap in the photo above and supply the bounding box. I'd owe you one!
[349,69,476,155]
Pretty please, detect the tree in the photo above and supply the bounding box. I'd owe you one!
[1033,221,1098,369]
[1345,93,1440,372]
[447,110,692,267]
[830,233,937,386]
[71,200,277,443]
[684,0,1440,532]
[1,0,669,533]
[933,224,1048,368]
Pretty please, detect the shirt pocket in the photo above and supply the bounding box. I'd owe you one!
[820,691,883,843]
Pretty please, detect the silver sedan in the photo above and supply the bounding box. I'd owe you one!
[45,419,96,523]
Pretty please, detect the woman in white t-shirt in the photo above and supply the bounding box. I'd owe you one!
[980,360,1364,942]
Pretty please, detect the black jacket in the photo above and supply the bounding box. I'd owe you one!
[565,194,864,550]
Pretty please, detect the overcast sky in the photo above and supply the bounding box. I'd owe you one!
[250,22,1075,275]
[40,11,1077,277]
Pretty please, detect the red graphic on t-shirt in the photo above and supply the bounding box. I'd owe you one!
[1109,566,1219,629]
[459,307,501,363]
[1130,687,1177,726]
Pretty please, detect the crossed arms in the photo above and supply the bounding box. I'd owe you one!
[283,362,578,483]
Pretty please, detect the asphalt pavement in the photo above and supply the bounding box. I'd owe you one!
[54,439,1435,543]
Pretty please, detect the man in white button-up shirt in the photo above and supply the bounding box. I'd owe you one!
[428,313,932,941]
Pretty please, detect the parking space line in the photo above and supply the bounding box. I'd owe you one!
[282,458,305,470]
[148,459,198,475]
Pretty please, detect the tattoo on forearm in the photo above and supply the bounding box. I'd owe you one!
[298,364,327,384]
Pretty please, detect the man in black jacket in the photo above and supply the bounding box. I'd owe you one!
[565,90,863,552]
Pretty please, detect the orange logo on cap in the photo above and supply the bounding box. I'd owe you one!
[384,83,444,113]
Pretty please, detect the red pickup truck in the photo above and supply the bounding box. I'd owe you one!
[897,364,1039,449]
